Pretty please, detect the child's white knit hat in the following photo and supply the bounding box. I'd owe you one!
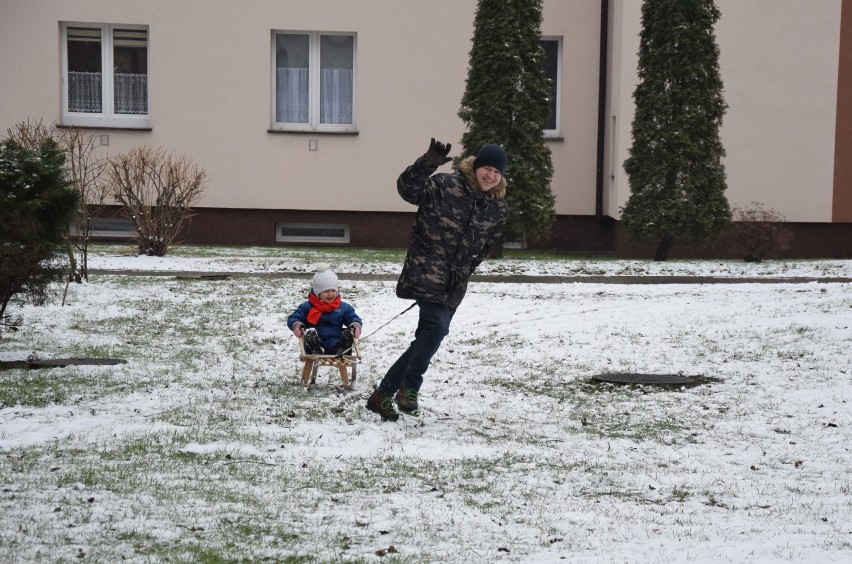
[311,263,338,295]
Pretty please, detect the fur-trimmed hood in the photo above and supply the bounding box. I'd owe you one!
[458,156,507,200]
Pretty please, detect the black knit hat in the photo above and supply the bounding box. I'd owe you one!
[472,144,507,175]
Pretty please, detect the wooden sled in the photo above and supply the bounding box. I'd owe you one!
[299,336,361,390]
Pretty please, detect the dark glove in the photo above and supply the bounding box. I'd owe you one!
[423,137,452,168]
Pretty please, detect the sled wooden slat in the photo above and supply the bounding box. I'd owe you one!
[299,336,361,389]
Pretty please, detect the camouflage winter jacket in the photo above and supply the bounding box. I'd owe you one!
[396,154,508,310]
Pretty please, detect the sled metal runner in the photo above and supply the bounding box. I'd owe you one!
[298,336,362,390]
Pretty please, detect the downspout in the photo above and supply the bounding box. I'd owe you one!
[595,0,610,221]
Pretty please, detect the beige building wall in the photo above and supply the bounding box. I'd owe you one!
[604,0,843,223]
[717,0,841,222]
[1,0,846,231]
[542,1,603,216]
[0,0,602,217]
[603,0,642,220]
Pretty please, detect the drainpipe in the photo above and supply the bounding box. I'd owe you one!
[595,0,610,221]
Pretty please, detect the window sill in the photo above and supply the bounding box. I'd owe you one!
[267,129,359,135]
[57,124,152,132]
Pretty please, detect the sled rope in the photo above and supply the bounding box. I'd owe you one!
[360,302,416,343]
[334,302,416,357]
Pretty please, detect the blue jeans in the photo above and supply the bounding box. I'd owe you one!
[378,301,453,396]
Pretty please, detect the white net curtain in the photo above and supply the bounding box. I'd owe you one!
[275,33,353,125]
[114,73,148,114]
[319,67,353,124]
[275,68,353,124]
[67,72,148,114]
[68,71,102,113]
[275,68,309,123]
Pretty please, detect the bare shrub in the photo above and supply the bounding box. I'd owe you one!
[6,118,54,148]
[57,128,110,281]
[107,146,206,256]
[732,201,793,262]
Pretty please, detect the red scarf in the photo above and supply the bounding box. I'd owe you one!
[307,293,341,325]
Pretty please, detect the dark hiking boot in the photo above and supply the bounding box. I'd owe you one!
[303,328,325,355]
[366,389,399,422]
[395,388,419,416]
[335,327,354,356]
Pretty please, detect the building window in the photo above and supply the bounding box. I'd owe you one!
[61,23,149,129]
[69,217,136,238]
[541,37,562,137]
[272,32,356,131]
[276,223,350,244]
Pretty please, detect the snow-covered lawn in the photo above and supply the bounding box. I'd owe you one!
[83,243,852,279]
[1,245,850,562]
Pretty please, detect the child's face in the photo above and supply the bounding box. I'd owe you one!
[317,288,338,303]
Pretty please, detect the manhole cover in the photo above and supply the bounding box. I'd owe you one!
[175,274,231,281]
[592,373,698,385]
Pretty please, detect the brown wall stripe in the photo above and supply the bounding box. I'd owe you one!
[833,0,852,221]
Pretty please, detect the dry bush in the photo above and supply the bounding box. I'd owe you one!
[6,119,54,148]
[57,128,110,280]
[732,201,793,262]
[107,146,206,256]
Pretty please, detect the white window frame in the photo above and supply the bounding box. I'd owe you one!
[270,31,357,132]
[541,36,562,138]
[276,223,350,244]
[60,22,150,129]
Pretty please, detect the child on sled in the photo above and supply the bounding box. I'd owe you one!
[287,264,362,356]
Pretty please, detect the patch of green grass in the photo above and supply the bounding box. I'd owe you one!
[0,365,133,408]
[0,369,68,407]
[574,398,693,442]
[501,249,616,261]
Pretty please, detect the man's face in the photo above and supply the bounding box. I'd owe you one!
[318,289,338,303]
[475,166,502,192]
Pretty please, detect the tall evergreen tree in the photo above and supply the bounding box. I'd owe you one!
[459,0,555,246]
[621,0,731,261]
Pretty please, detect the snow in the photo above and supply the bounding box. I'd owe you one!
[1,245,851,562]
[84,245,852,279]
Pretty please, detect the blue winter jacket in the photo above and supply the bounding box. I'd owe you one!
[287,295,363,352]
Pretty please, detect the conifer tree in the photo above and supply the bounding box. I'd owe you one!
[0,137,78,324]
[458,0,555,246]
[621,0,731,260]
